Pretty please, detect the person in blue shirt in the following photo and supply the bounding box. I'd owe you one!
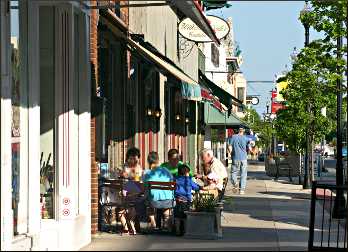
[174,163,201,235]
[228,126,250,195]
[175,164,201,202]
[143,152,175,230]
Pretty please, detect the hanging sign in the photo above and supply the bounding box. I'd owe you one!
[178,15,230,42]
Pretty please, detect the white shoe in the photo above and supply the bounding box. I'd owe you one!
[239,190,245,195]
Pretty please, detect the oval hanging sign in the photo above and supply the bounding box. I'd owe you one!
[178,15,230,43]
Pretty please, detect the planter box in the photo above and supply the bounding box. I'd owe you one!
[184,205,222,240]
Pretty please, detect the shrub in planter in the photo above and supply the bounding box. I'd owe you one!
[184,193,223,240]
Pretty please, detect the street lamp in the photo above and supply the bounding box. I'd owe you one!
[332,21,346,219]
[300,0,311,189]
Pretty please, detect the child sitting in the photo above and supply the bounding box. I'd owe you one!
[200,172,219,199]
[174,163,201,235]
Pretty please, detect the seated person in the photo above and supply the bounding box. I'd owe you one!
[200,172,219,199]
[195,149,228,192]
[143,151,158,178]
[174,164,201,235]
[161,148,193,177]
[118,147,144,235]
[143,152,175,230]
[121,147,143,182]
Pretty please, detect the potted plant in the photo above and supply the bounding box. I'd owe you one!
[184,193,223,240]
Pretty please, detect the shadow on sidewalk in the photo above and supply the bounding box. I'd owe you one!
[222,195,311,229]
[82,226,310,251]
[257,191,311,200]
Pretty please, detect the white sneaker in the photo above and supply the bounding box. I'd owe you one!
[239,190,245,195]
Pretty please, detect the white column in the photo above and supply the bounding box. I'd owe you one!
[1,1,14,249]
[27,3,41,247]
[16,0,29,235]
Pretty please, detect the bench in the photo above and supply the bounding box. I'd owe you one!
[274,157,293,182]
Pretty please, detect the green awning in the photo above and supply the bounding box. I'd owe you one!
[202,0,232,10]
[199,70,245,110]
[204,102,245,126]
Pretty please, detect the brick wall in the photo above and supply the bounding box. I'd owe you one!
[89,2,129,235]
[90,3,98,235]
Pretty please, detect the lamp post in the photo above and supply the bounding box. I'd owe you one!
[300,0,311,189]
[332,21,346,219]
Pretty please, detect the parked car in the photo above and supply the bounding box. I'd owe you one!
[323,145,335,157]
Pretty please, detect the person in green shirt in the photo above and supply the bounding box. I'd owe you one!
[161,149,193,177]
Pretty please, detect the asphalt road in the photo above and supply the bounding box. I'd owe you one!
[324,158,337,169]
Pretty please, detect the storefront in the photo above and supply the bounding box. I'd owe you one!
[198,70,246,163]
[1,1,91,250]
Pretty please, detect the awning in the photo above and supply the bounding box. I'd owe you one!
[181,82,202,101]
[199,70,245,110]
[100,9,201,101]
[204,102,246,126]
[171,1,220,44]
[202,0,232,10]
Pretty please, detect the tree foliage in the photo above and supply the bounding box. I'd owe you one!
[244,107,274,151]
[274,0,347,154]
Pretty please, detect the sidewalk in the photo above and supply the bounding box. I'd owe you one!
[81,162,313,251]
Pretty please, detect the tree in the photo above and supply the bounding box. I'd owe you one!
[274,0,347,154]
[243,107,274,152]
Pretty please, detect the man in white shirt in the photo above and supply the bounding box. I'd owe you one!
[196,148,228,191]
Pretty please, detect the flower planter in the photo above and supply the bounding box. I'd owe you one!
[184,204,223,240]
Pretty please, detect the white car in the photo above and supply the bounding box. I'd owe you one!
[323,146,335,157]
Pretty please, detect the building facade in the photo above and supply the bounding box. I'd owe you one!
[201,15,247,161]
[1,1,91,250]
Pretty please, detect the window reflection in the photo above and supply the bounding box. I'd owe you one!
[39,6,55,219]
[11,0,20,236]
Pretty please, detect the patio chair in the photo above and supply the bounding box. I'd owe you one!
[218,177,228,202]
[146,181,176,232]
[99,178,128,233]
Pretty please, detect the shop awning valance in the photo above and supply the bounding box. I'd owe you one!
[181,82,202,101]
[199,70,245,110]
[204,102,245,126]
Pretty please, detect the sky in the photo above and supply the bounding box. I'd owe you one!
[207,1,323,116]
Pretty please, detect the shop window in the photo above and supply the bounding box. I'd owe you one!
[39,6,56,219]
[211,43,219,68]
[10,0,20,235]
[237,87,245,112]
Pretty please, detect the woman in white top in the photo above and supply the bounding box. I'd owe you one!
[118,147,144,235]
[121,147,143,182]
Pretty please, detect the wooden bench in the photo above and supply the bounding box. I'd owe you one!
[274,157,293,182]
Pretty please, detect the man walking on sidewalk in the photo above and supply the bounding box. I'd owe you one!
[228,126,250,195]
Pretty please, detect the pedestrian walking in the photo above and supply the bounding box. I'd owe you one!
[228,126,250,195]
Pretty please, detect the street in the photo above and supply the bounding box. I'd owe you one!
[324,158,336,169]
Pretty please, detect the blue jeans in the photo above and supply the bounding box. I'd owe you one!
[231,160,248,191]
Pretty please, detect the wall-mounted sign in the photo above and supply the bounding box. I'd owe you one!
[178,15,230,43]
[251,97,259,105]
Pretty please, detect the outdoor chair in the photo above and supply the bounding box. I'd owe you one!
[146,181,176,232]
[99,178,128,233]
[218,177,228,202]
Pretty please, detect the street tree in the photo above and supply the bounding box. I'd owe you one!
[274,0,347,156]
